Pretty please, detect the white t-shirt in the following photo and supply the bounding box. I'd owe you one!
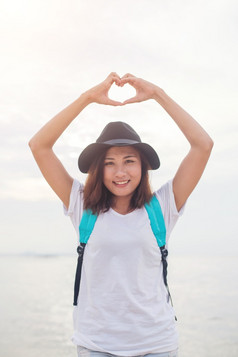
[64,179,185,356]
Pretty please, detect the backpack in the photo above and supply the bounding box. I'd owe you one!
[73,195,176,318]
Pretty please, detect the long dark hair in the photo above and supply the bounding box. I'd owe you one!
[83,147,153,214]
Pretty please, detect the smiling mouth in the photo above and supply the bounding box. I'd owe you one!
[113,180,130,186]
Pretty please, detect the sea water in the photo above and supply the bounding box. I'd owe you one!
[0,255,237,357]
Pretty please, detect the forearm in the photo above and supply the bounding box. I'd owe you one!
[29,92,91,151]
[153,88,214,151]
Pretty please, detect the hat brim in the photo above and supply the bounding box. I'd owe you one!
[78,141,160,173]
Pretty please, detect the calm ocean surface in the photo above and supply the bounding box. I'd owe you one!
[0,255,237,357]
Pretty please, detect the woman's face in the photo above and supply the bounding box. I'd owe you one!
[103,146,142,200]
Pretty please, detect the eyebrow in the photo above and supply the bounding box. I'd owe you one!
[104,155,137,160]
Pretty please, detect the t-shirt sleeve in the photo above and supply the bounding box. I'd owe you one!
[154,179,186,243]
[63,179,84,240]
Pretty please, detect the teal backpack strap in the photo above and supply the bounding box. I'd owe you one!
[79,209,98,244]
[144,195,166,247]
[145,195,176,319]
[73,209,98,305]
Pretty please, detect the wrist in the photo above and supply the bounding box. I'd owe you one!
[152,87,167,103]
[80,90,94,106]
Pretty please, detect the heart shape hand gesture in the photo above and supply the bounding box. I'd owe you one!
[84,72,159,106]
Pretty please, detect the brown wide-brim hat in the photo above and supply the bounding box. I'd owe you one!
[78,121,160,173]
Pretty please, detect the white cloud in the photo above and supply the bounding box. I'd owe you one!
[1,176,57,201]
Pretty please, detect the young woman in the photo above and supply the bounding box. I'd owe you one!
[29,72,213,357]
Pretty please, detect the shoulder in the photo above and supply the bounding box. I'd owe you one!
[63,179,85,233]
[154,180,174,212]
[154,179,185,216]
[153,179,186,240]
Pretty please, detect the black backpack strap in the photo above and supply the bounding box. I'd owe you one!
[160,245,177,320]
[73,243,86,306]
[73,210,98,306]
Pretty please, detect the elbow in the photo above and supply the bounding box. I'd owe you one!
[200,132,214,152]
[201,136,214,158]
[28,137,36,153]
[28,136,42,154]
[28,138,33,150]
[28,137,52,158]
[206,136,214,153]
[193,136,214,157]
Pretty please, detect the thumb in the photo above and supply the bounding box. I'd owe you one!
[122,96,139,105]
[106,98,123,106]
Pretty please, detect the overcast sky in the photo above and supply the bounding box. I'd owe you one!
[0,0,237,256]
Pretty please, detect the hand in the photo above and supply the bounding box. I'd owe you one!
[84,72,123,106]
[119,73,159,105]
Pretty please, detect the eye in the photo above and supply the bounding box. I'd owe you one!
[104,161,114,166]
[125,159,135,164]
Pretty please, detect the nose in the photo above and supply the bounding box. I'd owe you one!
[115,163,127,177]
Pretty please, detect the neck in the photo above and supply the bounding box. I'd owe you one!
[112,196,133,215]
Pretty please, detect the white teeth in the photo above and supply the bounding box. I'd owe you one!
[115,180,129,185]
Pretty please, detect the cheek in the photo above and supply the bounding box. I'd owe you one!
[134,164,142,177]
[103,167,111,184]
[138,166,142,182]
[103,168,107,184]
[130,166,142,184]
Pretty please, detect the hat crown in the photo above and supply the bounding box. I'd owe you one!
[96,121,141,144]
[78,121,160,173]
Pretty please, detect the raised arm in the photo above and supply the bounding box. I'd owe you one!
[120,73,214,211]
[29,72,122,209]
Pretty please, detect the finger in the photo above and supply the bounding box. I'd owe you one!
[121,73,135,79]
[108,72,121,79]
[108,74,121,86]
[108,72,121,81]
[106,98,123,106]
[113,77,122,86]
[122,96,139,105]
[120,77,136,87]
